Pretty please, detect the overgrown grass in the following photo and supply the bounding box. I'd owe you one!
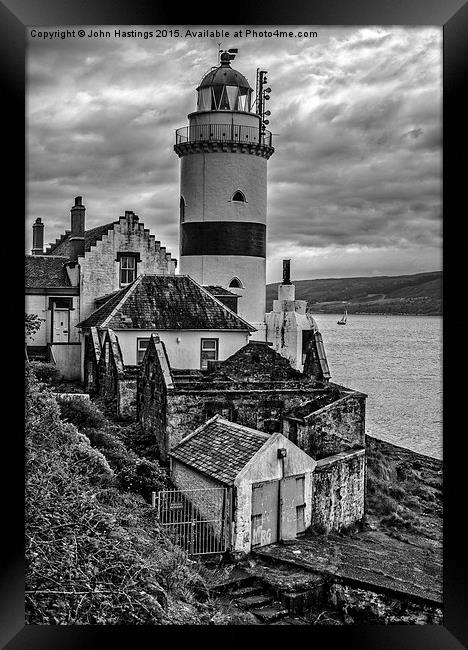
[25,364,251,625]
[366,442,442,535]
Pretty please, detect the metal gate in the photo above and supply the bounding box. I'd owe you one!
[157,488,229,555]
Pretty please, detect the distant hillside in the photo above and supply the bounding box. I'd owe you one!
[266,271,442,315]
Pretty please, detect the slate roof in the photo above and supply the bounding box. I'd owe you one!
[25,255,71,289]
[77,274,255,331]
[46,222,115,256]
[204,286,239,298]
[170,417,269,485]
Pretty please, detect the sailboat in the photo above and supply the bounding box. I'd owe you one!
[337,305,348,325]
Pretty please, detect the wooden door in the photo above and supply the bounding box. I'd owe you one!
[53,308,70,342]
[251,480,279,548]
[280,474,306,541]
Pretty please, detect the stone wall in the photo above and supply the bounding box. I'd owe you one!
[165,390,312,455]
[170,460,230,540]
[312,449,365,532]
[137,337,171,460]
[328,582,443,624]
[294,393,366,459]
[83,328,101,393]
[80,213,176,321]
[118,373,138,420]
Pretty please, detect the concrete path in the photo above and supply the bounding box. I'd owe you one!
[254,528,442,606]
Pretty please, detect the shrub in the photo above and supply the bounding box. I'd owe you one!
[381,509,422,533]
[24,368,206,624]
[58,398,106,430]
[28,361,62,384]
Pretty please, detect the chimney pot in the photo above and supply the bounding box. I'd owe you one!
[74,196,83,206]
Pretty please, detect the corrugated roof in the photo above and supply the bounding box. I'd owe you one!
[25,255,71,289]
[170,417,269,484]
[77,274,255,331]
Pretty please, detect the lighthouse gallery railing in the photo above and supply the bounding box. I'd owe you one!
[175,123,273,147]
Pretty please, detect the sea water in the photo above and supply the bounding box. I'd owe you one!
[314,314,442,459]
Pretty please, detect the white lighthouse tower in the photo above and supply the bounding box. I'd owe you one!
[174,51,274,328]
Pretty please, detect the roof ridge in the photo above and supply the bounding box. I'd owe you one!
[185,275,256,332]
[215,417,270,438]
[101,275,144,328]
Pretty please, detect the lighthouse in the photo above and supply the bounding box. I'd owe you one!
[174,51,274,328]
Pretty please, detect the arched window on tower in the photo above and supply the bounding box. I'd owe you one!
[180,196,185,223]
[231,190,246,203]
[229,277,243,289]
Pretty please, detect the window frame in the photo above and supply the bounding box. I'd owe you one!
[231,190,246,203]
[136,337,151,364]
[200,338,219,370]
[180,196,186,223]
[228,277,244,289]
[116,252,140,287]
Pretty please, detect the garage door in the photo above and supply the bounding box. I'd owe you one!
[251,480,279,548]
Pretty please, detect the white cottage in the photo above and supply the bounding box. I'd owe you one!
[77,274,254,371]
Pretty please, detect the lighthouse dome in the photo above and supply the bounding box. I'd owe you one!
[196,54,253,112]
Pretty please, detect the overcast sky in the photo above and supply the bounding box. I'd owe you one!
[26,26,442,282]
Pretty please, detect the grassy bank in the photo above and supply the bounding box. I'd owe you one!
[365,435,442,543]
[25,364,253,624]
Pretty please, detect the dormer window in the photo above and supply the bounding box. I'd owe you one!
[231,190,246,202]
[116,252,140,286]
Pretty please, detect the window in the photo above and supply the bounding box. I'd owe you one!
[137,338,150,364]
[120,255,137,286]
[180,196,185,223]
[231,190,246,202]
[228,277,243,289]
[200,338,218,370]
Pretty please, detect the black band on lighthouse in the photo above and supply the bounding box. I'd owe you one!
[181,221,266,257]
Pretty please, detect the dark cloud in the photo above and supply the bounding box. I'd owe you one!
[26,26,441,281]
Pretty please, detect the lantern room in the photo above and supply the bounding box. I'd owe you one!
[196,51,253,112]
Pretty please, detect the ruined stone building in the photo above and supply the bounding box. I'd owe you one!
[138,335,366,549]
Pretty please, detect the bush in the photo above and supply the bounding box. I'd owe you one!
[101,446,168,501]
[58,398,106,430]
[24,368,208,624]
[28,361,61,384]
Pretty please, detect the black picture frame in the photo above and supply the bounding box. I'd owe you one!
[4,0,466,647]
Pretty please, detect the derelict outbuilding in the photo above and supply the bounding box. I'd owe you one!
[169,415,316,554]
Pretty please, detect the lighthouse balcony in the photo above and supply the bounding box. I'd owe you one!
[175,123,273,149]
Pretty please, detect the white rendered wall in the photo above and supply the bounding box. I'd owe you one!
[180,152,266,226]
[115,329,249,368]
[233,432,315,554]
[25,294,81,346]
[80,216,176,321]
[181,255,266,325]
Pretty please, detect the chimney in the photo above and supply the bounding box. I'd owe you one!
[32,217,44,255]
[70,196,85,260]
[282,259,291,285]
[278,258,295,302]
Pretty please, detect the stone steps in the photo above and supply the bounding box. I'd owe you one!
[235,592,274,609]
[230,584,265,598]
[250,603,290,623]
